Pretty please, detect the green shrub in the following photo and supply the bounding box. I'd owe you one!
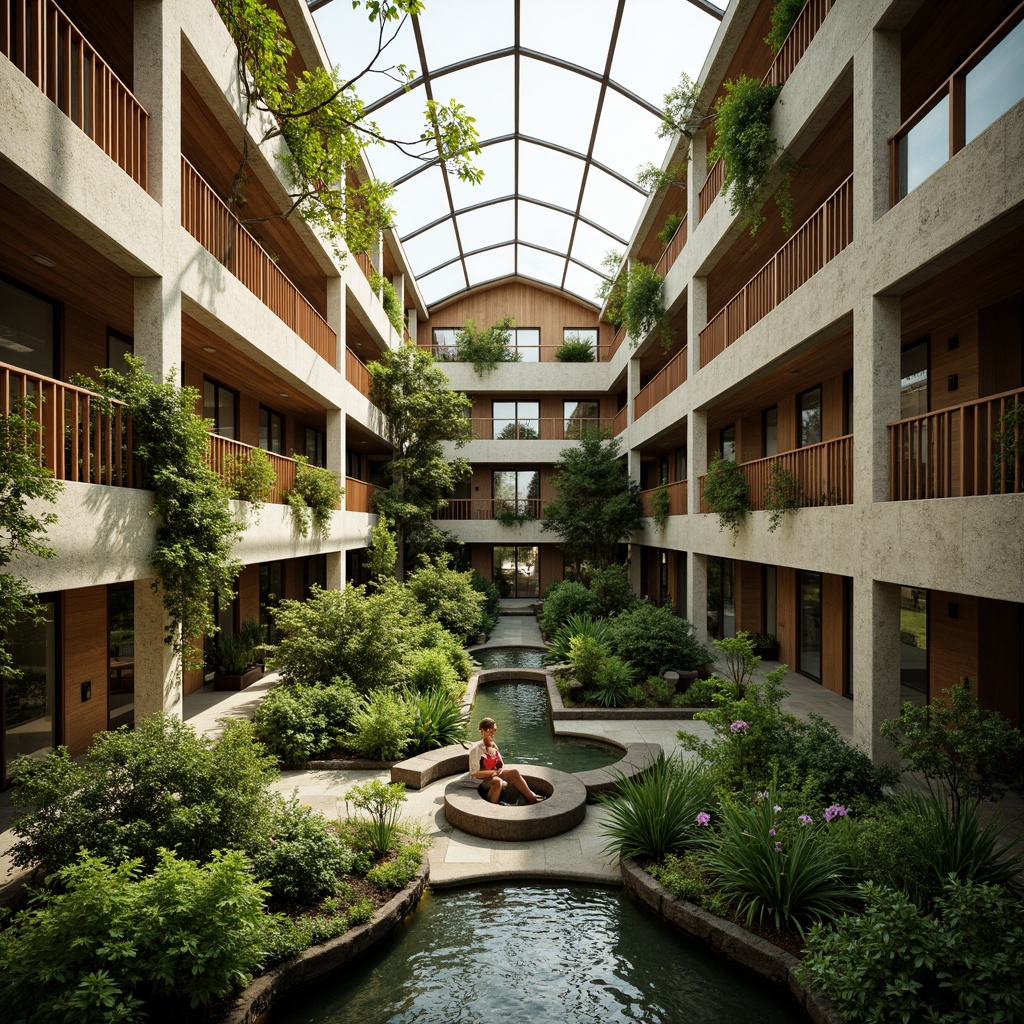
[286,454,343,537]
[347,688,415,761]
[703,451,750,538]
[765,0,807,52]
[800,879,1024,1024]
[554,337,595,362]
[406,687,469,754]
[538,581,599,635]
[545,612,612,664]
[409,619,473,683]
[656,212,684,247]
[568,633,608,687]
[251,801,355,905]
[607,602,711,677]
[470,570,501,633]
[0,849,268,1019]
[703,792,856,938]
[454,316,520,374]
[638,675,675,707]
[406,557,486,642]
[344,779,407,859]
[9,715,278,875]
[649,852,725,913]
[365,846,422,890]
[404,647,460,698]
[595,655,634,707]
[712,631,760,694]
[600,756,717,861]
[678,676,737,707]
[588,563,637,617]
[252,678,361,764]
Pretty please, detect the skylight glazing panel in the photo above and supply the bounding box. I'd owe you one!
[362,88,442,182]
[456,202,515,253]
[517,201,574,253]
[518,142,585,211]
[401,219,460,273]
[392,166,450,235]
[519,0,616,72]
[517,244,566,286]
[611,0,720,105]
[417,4,513,72]
[311,4,420,107]
[447,140,516,208]
[570,220,620,272]
[562,262,605,306]
[465,245,516,287]
[519,58,600,155]
[418,262,468,305]
[591,91,664,180]
[579,167,644,238]
[432,59,516,142]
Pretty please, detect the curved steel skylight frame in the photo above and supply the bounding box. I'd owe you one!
[309,0,724,308]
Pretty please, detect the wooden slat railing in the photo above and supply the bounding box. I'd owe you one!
[354,251,374,285]
[698,157,725,220]
[764,0,838,87]
[205,434,296,504]
[345,476,375,513]
[346,348,372,397]
[610,405,628,436]
[700,174,852,367]
[641,480,688,518]
[2,0,148,188]
[2,361,135,486]
[634,346,688,421]
[607,325,628,362]
[428,342,608,364]
[470,417,613,441]
[434,498,544,522]
[889,387,1024,500]
[181,158,337,365]
[655,215,688,277]
[698,437,854,512]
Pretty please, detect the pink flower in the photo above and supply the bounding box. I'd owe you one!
[773,805,782,813]
[769,828,777,836]
[774,842,783,852]
[730,720,749,733]
[798,814,813,825]
[823,804,848,823]
[696,811,711,827]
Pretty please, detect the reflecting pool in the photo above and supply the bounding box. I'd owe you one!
[269,885,799,1024]
[472,646,547,669]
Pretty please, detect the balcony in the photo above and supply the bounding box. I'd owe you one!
[469,417,614,441]
[699,175,852,367]
[654,215,688,278]
[435,498,544,522]
[698,436,854,512]
[2,362,135,486]
[2,0,148,188]
[890,5,1024,204]
[181,158,337,365]
[345,477,375,513]
[889,387,1024,500]
[205,435,296,503]
[634,347,688,421]
[428,339,608,364]
[346,348,372,397]
[698,0,838,219]
[641,480,688,518]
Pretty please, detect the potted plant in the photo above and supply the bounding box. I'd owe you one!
[748,631,780,660]
[213,634,263,690]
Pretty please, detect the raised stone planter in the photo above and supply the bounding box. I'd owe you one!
[218,865,428,1024]
[443,767,586,841]
[620,859,842,1024]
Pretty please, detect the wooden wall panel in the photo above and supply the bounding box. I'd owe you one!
[539,546,563,596]
[929,314,980,411]
[776,567,797,666]
[777,395,797,453]
[237,565,260,625]
[979,298,1024,397]
[183,639,205,696]
[929,591,979,702]
[735,562,763,634]
[239,394,260,449]
[739,411,761,464]
[978,598,1023,728]
[822,373,844,441]
[821,573,846,695]
[62,306,109,380]
[62,587,111,755]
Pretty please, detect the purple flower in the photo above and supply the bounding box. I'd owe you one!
[730,720,749,733]
[773,805,782,813]
[769,828,776,836]
[774,841,783,852]
[696,811,711,827]
[823,804,848,823]
[798,814,813,825]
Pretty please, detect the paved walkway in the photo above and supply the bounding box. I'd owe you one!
[0,603,882,891]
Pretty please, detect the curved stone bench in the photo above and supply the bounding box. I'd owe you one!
[390,744,470,790]
[572,742,662,802]
[443,767,586,841]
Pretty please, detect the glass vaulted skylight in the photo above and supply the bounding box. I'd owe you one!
[309,0,726,309]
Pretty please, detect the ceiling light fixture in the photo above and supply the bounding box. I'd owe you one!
[278,392,290,398]
[30,254,57,267]
[202,345,217,352]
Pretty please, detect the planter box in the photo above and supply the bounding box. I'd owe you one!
[214,665,264,691]
[753,646,779,661]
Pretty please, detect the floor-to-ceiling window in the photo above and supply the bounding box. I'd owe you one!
[493,545,539,598]
[259,562,283,645]
[899,585,928,704]
[493,468,540,518]
[2,596,58,788]
[799,570,822,681]
[108,585,134,731]
[707,558,735,638]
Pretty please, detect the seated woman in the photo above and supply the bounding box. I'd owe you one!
[468,717,544,804]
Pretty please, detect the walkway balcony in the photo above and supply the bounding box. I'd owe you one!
[2,0,148,188]
[469,417,614,441]
[699,175,852,367]
[435,498,543,522]
[698,0,838,219]
[181,158,337,365]
[204,435,297,504]
[345,477,375,513]
[2,362,135,486]
[346,348,372,397]
[634,347,687,421]
[698,436,854,512]
[889,387,1023,499]
[654,215,688,278]
[640,480,688,518]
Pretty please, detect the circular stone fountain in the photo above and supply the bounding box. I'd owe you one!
[443,766,587,841]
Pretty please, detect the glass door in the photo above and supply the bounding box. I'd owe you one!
[108,586,134,731]
[799,570,822,681]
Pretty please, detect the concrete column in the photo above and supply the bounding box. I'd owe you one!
[326,275,344,373]
[406,307,418,346]
[687,274,707,382]
[687,131,707,230]
[686,407,708,516]
[626,356,642,426]
[133,578,181,721]
[687,551,710,646]
[852,576,901,763]
[327,407,345,591]
[853,295,901,504]
[853,26,901,233]
[392,273,405,320]
[370,228,384,275]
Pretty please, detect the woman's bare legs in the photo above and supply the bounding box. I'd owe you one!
[497,767,543,803]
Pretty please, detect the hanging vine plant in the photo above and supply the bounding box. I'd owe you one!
[765,0,809,53]
[369,270,405,334]
[651,482,671,530]
[703,451,750,540]
[709,75,792,235]
[286,455,344,538]
[761,461,804,531]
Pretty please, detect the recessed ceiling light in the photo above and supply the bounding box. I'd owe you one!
[788,369,800,376]
[30,254,57,267]
[278,392,289,398]
[202,345,217,352]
